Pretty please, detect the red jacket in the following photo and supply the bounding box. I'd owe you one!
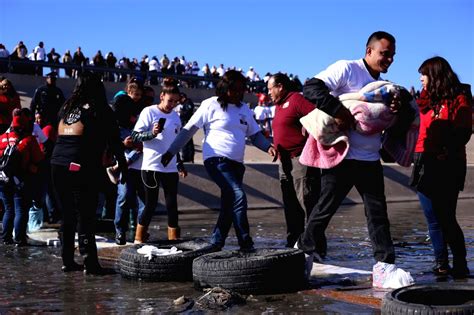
[0,95,20,126]
[0,132,45,174]
[415,89,472,158]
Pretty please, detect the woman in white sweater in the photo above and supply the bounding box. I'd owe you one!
[162,70,277,251]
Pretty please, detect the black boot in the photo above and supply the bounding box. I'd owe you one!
[79,234,107,275]
[59,231,82,272]
[452,258,470,279]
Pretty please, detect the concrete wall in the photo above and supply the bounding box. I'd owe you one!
[158,164,474,211]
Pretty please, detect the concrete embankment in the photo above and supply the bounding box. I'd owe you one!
[170,163,474,211]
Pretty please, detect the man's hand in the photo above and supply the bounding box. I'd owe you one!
[268,145,278,162]
[178,169,188,178]
[123,136,134,148]
[333,106,355,131]
[161,151,173,167]
[389,94,401,114]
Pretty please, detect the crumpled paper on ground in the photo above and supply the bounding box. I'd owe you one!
[372,261,415,289]
[137,245,183,260]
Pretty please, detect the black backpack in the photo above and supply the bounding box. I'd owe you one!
[0,134,21,184]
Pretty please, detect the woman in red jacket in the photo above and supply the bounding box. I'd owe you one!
[0,110,45,246]
[0,79,21,134]
[410,56,472,278]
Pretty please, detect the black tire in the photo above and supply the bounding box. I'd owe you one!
[382,283,474,314]
[192,248,306,294]
[119,239,217,281]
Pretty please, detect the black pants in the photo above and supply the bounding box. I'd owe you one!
[139,170,179,228]
[51,164,99,266]
[279,154,320,247]
[298,159,395,263]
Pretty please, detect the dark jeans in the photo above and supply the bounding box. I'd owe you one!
[51,165,99,266]
[415,155,467,267]
[139,170,179,228]
[204,157,253,249]
[298,159,395,263]
[114,169,145,234]
[279,154,320,247]
[0,181,32,243]
[418,191,448,264]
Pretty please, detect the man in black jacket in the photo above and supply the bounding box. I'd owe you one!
[30,72,65,127]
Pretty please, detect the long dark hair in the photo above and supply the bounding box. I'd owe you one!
[59,71,108,119]
[216,70,247,111]
[418,56,461,104]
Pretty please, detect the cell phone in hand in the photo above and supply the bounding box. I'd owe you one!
[158,117,167,127]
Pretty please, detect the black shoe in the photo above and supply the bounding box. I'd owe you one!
[239,246,256,253]
[84,264,112,275]
[432,261,451,276]
[3,239,14,245]
[451,266,470,279]
[62,262,84,272]
[14,239,28,247]
[115,233,126,245]
[209,244,223,252]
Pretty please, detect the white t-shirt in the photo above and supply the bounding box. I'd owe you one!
[253,105,268,121]
[184,96,260,163]
[33,46,46,61]
[148,59,159,71]
[134,105,181,172]
[315,58,383,161]
[268,105,276,119]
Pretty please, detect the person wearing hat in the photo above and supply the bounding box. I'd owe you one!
[0,109,45,246]
[30,72,65,127]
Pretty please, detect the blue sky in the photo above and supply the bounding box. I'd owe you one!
[0,0,472,92]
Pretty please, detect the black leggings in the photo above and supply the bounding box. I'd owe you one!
[51,164,99,264]
[139,170,179,228]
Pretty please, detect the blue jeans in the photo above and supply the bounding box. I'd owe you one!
[114,169,145,234]
[0,182,31,243]
[417,191,448,263]
[204,157,253,249]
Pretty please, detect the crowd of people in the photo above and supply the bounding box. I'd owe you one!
[0,31,472,285]
[0,40,294,90]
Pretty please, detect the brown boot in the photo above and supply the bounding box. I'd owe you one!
[134,224,149,244]
[168,226,180,240]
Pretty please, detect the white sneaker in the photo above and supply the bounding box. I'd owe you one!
[106,165,120,185]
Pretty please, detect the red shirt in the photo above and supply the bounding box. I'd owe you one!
[272,92,316,157]
[0,95,19,125]
[415,90,471,154]
[0,132,45,174]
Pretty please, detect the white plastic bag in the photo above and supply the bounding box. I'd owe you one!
[27,206,44,232]
[372,261,414,289]
[137,245,183,260]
